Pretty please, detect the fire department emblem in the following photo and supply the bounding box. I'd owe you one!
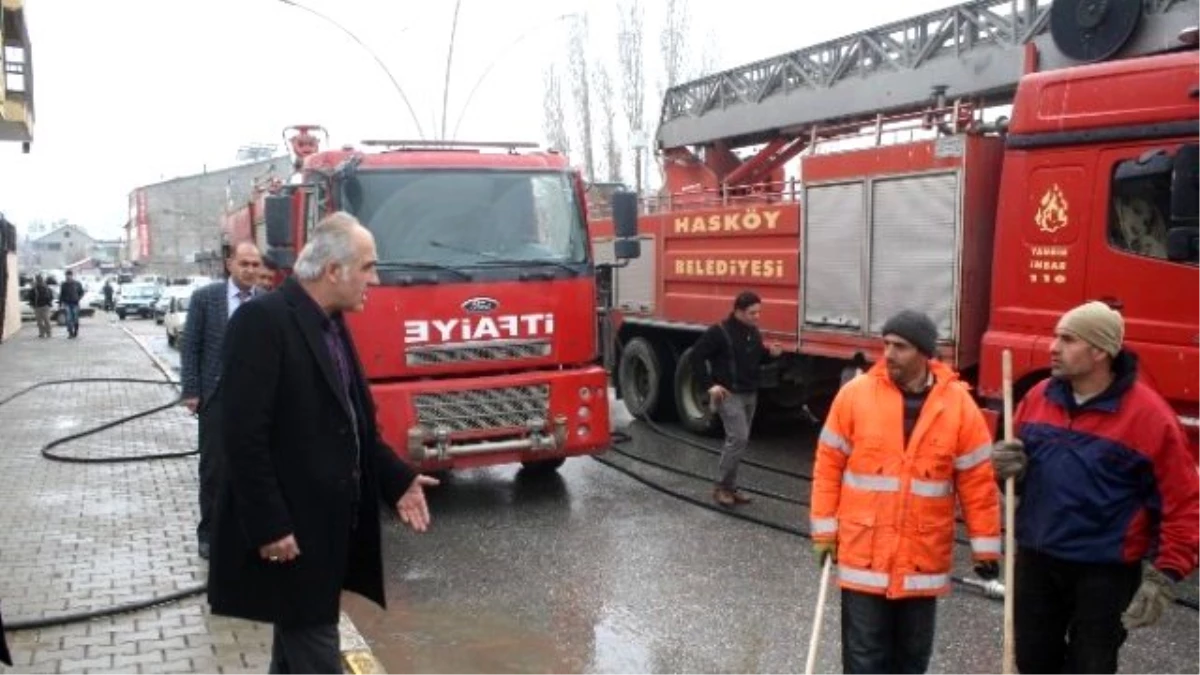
[1035,184,1070,234]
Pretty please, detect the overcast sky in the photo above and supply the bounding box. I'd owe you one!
[0,0,954,240]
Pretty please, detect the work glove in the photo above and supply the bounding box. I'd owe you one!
[973,559,1000,581]
[813,541,837,567]
[992,439,1027,481]
[1121,565,1176,630]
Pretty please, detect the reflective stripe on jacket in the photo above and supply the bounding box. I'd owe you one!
[811,359,1000,599]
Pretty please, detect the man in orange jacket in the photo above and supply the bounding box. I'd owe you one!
[810,310,1001,674]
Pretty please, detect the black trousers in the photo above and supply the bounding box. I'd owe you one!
[1015,548,1141,674]
[197,400,222,545]
[269,622,341,674]
[841,589,937,674]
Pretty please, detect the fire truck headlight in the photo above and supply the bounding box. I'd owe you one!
[579,386,592,401]
[577,425,590,438]
[577,405,591,421]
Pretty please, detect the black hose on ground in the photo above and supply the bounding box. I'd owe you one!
[0,377,208,631]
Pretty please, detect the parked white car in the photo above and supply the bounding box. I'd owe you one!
[163,287,194,348]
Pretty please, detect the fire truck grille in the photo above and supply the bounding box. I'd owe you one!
[414,385,551,433]
[405,339,552,366]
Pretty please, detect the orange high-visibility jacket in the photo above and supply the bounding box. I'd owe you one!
[811,360,1000,599]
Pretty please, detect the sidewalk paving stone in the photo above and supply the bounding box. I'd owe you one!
[0,319,271,673]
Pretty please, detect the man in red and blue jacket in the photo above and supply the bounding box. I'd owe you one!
[993,301,1199,674]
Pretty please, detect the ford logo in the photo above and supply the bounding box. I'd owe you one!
[461,297,499,313]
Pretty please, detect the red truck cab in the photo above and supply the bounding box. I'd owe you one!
[979,49,1199,453]
[252,134,641,473]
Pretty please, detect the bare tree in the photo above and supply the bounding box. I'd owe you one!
[542,64,571,157]
[567,14,596,181]
[617,0,646,191]
[660,0,690,93]
[594,64,622,183]
[653,0,692,193]
[695,28,722,79]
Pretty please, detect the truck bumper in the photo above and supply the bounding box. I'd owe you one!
[371,366,611,471]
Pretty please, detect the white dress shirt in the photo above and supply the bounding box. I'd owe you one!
[227,279,254,318]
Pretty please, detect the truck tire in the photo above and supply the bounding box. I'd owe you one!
[673,346,722,436]
[618,337,673,420]
[520,457,566,474]
[167,333,177,348]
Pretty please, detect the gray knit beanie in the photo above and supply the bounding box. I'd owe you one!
[881,310,938,357]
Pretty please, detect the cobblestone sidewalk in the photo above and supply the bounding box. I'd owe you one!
[0,319,273,673]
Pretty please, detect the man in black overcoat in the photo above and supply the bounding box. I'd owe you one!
[208,211,438,673]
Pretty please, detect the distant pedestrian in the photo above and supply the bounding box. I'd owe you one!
[58,271,84,339]
[687,291,781,506]
[102,280,114,312]
[811,309,1001,674]
[992,301,1199,673]
[208,212,438,673]
[180,241,263,560]
[30,274,54,338]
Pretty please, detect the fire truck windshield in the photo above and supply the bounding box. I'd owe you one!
[349,169,589,274]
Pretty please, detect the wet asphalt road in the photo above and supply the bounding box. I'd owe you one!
[124,317,1199,673]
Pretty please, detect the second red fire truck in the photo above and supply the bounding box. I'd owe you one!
[592,0,1199,456]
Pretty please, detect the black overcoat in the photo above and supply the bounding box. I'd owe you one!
[207,278,415,626]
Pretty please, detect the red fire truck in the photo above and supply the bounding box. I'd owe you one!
[591,0,1199,455]
[223,128,642,473]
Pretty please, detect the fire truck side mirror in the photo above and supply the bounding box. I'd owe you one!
[614,238,641,260]
[1170,143,1198,225]
[265,195,294,248]
[611,190,639,239]
[1166,227,1198,264]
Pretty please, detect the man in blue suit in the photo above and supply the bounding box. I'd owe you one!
[181,241,263,559]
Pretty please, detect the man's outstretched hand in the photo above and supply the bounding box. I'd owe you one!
[396,475,440,532]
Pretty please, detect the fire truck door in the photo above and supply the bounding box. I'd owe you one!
[1084,143,1199,401]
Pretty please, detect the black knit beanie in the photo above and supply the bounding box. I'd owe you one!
[881,310,938,357]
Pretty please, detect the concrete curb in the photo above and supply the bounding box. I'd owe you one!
[119,322,389,673]
[339,611,387,674]
[119,323,180,387]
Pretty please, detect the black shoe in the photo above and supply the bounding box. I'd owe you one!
[198,541,210,560]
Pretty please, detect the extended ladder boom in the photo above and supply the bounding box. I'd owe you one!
[658,0,1198,149]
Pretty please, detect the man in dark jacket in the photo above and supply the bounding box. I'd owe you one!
[30,274,54,338]
[209,212,438,673]
[993,301,1199,673]
[102,280,114,312]
[58,271,84,338]
[688,291,781,506]
[181,241,263,559]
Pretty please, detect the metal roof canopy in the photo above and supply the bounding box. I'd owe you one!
[657,0,1198,150]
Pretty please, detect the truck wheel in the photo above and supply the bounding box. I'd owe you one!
[674,346,722,436]
[520,457,566,474]
[618,337,672,420]
[167,333,177,348]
